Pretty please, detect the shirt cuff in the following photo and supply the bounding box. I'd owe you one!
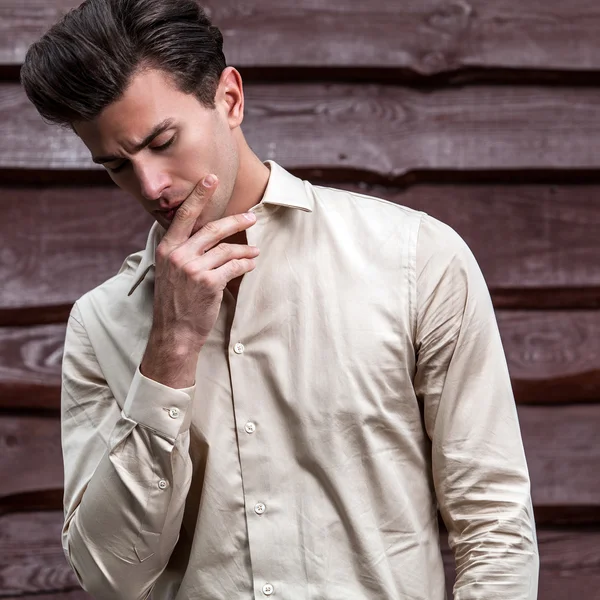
[122,367,195,441]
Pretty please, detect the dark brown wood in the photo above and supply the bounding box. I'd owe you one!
[3,83,600,176]
[4,0,600,80]
[3,310,600,411]
[497,311,600,405]
[0,324,63,410]
[0,185,153,323]
[1,405,599,520]
[518,405,600,509]
[0,510,85,597]
[1,183,599,324]
[0,416,63,504]
[1,510,599,598]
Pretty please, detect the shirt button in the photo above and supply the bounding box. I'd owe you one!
[254,502,266,515]
[233,342,245,354]
[158,479,168,490]
[245,421,256,434]
[168,408,180,419]
[262,583,274,596]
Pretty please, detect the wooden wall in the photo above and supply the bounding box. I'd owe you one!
[2,1,600,598]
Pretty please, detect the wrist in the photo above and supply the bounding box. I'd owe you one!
[140,329,203,389]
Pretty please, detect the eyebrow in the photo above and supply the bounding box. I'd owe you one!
[92,118,176,164]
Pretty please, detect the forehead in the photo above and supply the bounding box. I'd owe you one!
[74,69,202,150]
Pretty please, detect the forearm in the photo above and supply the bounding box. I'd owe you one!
[413,215,539,599]
[62,367,195,600]
[65,421,192,600]
[140,327,202,389]
[440,457,539,599]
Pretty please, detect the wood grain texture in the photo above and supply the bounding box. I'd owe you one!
[0,324,64,410]
[497,311,600,405]
[3,0,600,76]
[1,183,599,322]
[0,415,63,504]
[3,83,600,175]
[0,186,153,318]
[1,511,599,598]
[1,405,599,517]
[0,511,83,597]
[1,313,599,411]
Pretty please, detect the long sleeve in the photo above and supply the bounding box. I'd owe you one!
[413,215,539,599]
[60,302,195,600]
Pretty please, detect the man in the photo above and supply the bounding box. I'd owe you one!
[21,0,539,598]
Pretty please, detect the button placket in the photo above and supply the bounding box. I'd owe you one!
[227,213,279,599]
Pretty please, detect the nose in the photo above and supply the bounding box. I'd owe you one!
[135,161,171,201]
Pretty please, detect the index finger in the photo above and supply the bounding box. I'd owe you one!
[162,174,217,245]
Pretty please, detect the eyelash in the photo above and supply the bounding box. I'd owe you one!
[108,136,176,174]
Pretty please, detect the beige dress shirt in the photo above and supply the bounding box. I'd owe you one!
[61,160,539,600]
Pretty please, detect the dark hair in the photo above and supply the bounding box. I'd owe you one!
[21,0,227,127]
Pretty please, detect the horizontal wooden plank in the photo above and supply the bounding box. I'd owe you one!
[1,183,599,321]
[3,84,600,175]
[497,311,600,405]
[3,0,600,78]
[2,308,600,410]
[1,510,599,599]
[0,186,153,319]
[1,405,599,520]
[0,511,85,597]
[0,324,64,410]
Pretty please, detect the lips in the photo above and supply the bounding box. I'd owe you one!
[157,202,183,221]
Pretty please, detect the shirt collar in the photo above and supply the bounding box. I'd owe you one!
[127,160,313,296]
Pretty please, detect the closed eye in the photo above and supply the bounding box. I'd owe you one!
[107,135,176,174]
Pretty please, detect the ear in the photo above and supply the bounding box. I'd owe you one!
[217,66,244,129]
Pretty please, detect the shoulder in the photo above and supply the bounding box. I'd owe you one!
[306,182,427,249]
[416,212,475,273]
[72,247,149,332]
[311,182,425,221]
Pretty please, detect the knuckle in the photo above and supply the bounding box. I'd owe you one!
[195,271,215,289]
[202,220,220,236]
[176,205,194,222]
[168,247,186,266]
[155,244,169,261]
[215,242,233,256]
[231,258,252,273]
[181,261,197,277]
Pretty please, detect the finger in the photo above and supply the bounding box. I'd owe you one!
[162,174,217,246]
[211,257,258,286]
[187,212,257,255]
[195,242,260,271]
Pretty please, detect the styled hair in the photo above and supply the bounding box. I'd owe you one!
[20,0,227,127]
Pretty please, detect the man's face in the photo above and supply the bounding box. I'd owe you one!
[74,67,241,234]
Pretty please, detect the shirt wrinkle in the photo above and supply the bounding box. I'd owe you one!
[60,160,539,600]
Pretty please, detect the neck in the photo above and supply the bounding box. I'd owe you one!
[225,132,271,217]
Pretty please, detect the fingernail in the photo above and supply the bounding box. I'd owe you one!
[243,212,256,221]
[203,174,217,188]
